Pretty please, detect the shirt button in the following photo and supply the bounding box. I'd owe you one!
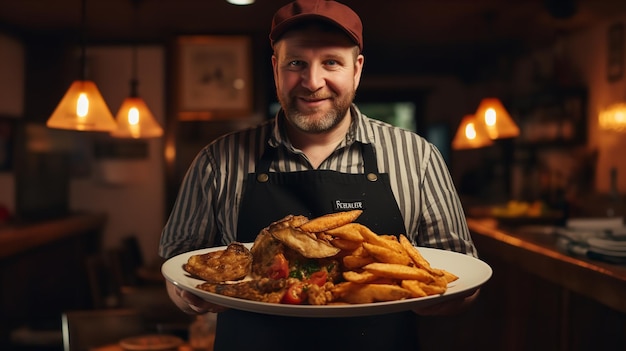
[367,173,378,182]
[257,173,269,183]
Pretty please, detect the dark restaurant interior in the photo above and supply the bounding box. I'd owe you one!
[1,0,625,350]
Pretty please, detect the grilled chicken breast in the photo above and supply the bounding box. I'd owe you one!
[184,242,252,283]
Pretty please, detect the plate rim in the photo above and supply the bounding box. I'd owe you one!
[161,243,492,318]
[587,237,626,251]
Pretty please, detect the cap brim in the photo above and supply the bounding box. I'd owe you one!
[270,14,361,50]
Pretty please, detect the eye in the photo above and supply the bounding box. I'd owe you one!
[324,58,344,70]
[287,60,304,68]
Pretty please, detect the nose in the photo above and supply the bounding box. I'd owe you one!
[301,64,325,91]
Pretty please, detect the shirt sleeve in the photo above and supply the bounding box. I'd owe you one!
[416,145,478,257]
[158,149,218,259]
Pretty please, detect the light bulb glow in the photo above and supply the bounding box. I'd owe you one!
[76,93,89,117]
[599,103,626,132]
[465,123,477,140]
[484,108,496,127]
[128,107,140,125]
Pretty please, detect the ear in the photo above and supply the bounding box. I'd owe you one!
[271,54,279,88]
[353,54,365,89]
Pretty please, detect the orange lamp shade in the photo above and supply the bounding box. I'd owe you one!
[46,80,117,132]
[451,114,494,150]
[475,98,520,139]
[111,97,163,139]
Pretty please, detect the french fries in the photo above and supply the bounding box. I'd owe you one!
[362,242,412,265]
[289,210,458,304]
[362,262,433,281]
[297,209,363,232]
[342,255,375,270]
[330,238,362,251]
[325,222,364,242]
[332,282,413,304]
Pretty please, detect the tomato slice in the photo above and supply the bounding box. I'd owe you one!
[268,253,289,280]
[306,270,327,287]
[282,282,306,304]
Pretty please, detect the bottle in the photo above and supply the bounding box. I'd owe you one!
[189,313,216,351]
[607,167,623,219]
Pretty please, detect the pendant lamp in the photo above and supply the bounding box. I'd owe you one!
[451,114,494,150]
[46,0,117,132]
[111,0,163,139]
[474,97,520,140]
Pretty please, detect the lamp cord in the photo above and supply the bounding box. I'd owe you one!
[80,0,87,80]
[130,0,141,97]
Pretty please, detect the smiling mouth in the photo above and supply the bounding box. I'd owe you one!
[299,93,334,104]
[302,97,323,102]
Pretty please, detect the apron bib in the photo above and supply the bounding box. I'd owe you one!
[215,143,419,351]
[236,143,406,241]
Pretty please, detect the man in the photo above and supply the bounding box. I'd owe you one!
[160,0,479,349]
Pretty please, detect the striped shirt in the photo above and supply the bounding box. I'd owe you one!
[159,104,477,259]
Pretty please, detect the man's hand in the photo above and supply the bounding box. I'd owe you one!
[166,279,228,314]
[413,288,479,316]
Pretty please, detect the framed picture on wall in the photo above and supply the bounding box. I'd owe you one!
[176,35,253,120]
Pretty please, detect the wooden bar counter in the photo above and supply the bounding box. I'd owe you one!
[418,217,626,351]
[467,217,626,314]
[0,212,107,258]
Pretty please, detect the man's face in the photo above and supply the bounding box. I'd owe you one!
[272,26,364,134]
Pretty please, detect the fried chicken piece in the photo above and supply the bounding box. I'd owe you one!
[198,278,337,305]
[197,278,295,303]
[265,215,340,258]
[184,242,252,283]
[250,228,286,278]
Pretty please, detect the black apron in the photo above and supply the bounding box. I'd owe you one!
[214,142,420,351]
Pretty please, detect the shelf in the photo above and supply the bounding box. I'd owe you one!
[510,88,587,147]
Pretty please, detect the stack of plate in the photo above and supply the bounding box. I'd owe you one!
[555,217,626,263]
[565,217,624,231]
[587,237,626,263]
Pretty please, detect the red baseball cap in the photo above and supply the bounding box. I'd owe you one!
[270,0,363,52]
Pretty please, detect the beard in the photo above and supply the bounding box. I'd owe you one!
[278,89,355,134]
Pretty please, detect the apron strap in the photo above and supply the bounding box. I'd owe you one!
[257,143,275,174]
[361,142,377,175]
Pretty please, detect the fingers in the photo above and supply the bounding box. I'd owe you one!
[178,287,228,314]
[412,288,480,316]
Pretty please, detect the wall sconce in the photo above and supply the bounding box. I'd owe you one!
[598,102,626,132]
[474,97,520,140]
[110,0,163,139]
[46,0,117,132]
[451,114,494,150]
